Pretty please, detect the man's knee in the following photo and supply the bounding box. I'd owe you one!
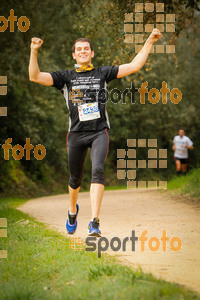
[69,176,82,189]
[91,166,104,184]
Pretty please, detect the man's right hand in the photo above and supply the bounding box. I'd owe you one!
[29,37,53,86]
[30,37,43,50]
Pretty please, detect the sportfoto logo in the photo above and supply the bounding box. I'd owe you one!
[0,9,30,32]
[69,230,182,258]
[1,138,46,160]
[70,81,182,105]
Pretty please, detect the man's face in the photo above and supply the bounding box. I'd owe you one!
[179,129,185,137]
[72,41,94,66]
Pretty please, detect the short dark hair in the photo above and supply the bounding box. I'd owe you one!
[179,128,185,131]
[72,38,93,53]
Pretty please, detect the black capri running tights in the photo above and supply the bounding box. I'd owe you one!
[66,128,109,189]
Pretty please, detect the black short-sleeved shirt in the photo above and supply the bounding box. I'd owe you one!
[50,66,119,131]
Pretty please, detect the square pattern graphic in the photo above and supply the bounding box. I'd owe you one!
[0,218,7,258]
[0,76,7,117]
[69,237,84,251]
[127,160,136,168]
[124,2,175,53]
[117,139,167,189]
[69,89,84,104]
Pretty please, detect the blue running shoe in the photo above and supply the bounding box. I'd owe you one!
[66,203,79,234]
[88,217,101,237]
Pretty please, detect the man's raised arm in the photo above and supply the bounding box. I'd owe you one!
[117,28,162,78]
[29,37,53,86]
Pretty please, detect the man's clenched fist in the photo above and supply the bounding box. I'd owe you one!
[30,37,43,50]
[148,28,162,44]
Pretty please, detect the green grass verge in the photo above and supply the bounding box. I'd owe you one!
[167,168,200,198]
[80,185,127,193]
[104,185,127,191]
[0,198,199,300]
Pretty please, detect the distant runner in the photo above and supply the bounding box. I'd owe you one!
[29,29,162,236]
[172,128,194,175]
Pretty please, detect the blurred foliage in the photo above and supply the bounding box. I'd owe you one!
[0,0,199,197]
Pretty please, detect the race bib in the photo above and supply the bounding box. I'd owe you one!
[78,102,100,122]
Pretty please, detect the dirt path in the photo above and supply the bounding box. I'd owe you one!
[17,189,200,293]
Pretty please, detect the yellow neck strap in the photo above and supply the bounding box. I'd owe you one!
[75,63,94,73]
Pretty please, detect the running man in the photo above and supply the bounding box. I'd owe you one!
[29,28,162,236]
[172,128,194,175]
